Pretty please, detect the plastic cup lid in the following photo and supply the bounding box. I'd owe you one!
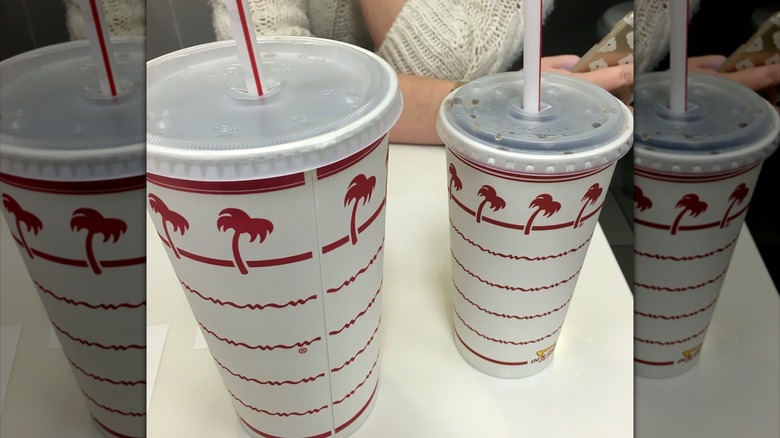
[633,72,780,174]
[436,71,633,174]
[0,37,145,181]
[146,36,403,181]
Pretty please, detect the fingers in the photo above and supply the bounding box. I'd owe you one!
[571,63,634,93]
[719,64,780,92]
[686,54,728,71]
[539,54,581,71]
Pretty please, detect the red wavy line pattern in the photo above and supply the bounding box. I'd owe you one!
[328,285,381,336]
[93,417,145,438]
[229,389,328,417]
[634,238,737,261]
[68,358,145,386]
[453,253,580,292]
[35,280,145,310]
[198,321,321,350]
[634,325,709,345]
[634,298,718,320]
[634,269,727,292]
[455,283,571,320]
[180,279,317,310]
[333,352,379,405]
[82,391,145,417]
[331,318,380,373]
[214,357,325,385]
[327,241,383,294]
[451,220,590,260]
[52,323,145,350]
[455,309,563,345]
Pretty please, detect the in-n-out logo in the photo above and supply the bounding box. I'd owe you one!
[531,343,556,364]
[677,343,703,364]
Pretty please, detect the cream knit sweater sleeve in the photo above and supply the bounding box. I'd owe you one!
[209,0,313,40]
[63,0,145,39]
[378,0,556,82]
[634,0,701,73]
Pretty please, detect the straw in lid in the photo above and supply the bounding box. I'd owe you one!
[436,72,633,174]
[0,37,145,181]
[633,72,780,174]
[146,36,403,181]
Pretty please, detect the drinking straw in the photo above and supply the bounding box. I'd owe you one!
[523,0,543,113]
[78,0,117,96]
[669,0,689,113]
[225,0,264,96]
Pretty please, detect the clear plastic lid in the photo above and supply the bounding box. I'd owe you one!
[146,36,402,181]
[436,72,633,174]
[0,37,145,180]
[634,72,780,173]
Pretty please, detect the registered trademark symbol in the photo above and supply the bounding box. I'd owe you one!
[298,347,308,354]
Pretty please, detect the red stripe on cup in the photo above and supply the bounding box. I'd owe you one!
[93,417,145,438]
[453,252,580,292]
[0,172,145,194]
[634,358,675,366]
[634,164,758,182]
[455,308,563,345]
[450,150,610,183]
[35,280,145,309]
[454,329,529,366]
[147,172,306,195]
[317,135,385,180]
[451,220,591,260]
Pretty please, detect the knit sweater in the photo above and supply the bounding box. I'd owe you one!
[63,0,145,39]
[634,0,701,72]
[209,0,556,82]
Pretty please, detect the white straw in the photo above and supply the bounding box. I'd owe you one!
[78,0,118,96]
[225,0,264,96]
[669,0,689,113]
[523,0,543,113]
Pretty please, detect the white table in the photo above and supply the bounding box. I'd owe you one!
[1,143,775,437]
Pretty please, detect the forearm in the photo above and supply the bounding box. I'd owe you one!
[389,74,455,146]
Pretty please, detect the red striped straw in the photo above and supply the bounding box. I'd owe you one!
[522,0,543,113]
[669,0,689,113]
[225,0,264,96]
[79,0,118,96]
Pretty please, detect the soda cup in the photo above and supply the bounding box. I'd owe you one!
[633,72,780,378]
[436,72,633,378]
[0,37,146,437]
[146,36,402,437]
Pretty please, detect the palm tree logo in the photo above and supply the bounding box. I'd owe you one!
[633,186,653,212]
[217,208,274,275]
[448,164,462,199]
[475,185,506,223]
[671,194,708,235]
[719,183,749,228]
[344,174,376,245]
[148,193,189,258]
[524,194,561,235]
[573,183,603,228]
[70,208,127,275]
[2,193,43,259]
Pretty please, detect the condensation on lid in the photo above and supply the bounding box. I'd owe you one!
[633,72,780,174]
[436,72,633,174]
[0,37,145,151]
[145,37,402,181]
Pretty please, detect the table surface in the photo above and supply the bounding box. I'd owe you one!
[1,143,777,438]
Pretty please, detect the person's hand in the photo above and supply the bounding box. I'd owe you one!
[687,55,780,92]
[538,55,634,107]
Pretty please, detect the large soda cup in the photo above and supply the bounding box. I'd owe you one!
[633,72,780,378]
[146,37,402,437]
[437,72,633,378]
[0,37,146,437]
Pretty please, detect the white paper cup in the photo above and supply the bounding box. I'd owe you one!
[633,72,780,378]
[437,72,633,378]
[0,38,146,437]
[146,37,402,437]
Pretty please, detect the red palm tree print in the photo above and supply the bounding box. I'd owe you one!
[148,193,189,258]
[344,174,376,245]
[448,164,462,199]
[70,208,127,275]
[671,194,708,235]
[574,183,603,228]
[719,183,749,228]
[2,193,42,259]
[524,194,561,235]
[475,185,506,223]
[217,208,273,275]
[633,186,653,212]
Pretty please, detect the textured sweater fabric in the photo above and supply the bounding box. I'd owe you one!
[209,0,556,82]
[63,0,145,39]
[634,0,701,72]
